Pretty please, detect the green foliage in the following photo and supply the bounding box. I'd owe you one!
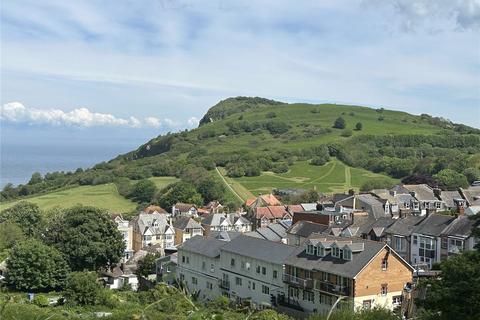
[44,206,125,271]
[416,251,480,320]
[434,169,469,190]
[129,179,157,203]
[360,178,396,191]
[0,202,42,236]
[0,222,25,252]
[28,172,43,185]
[311,157,328,166]
[272,163,289,173]
[251,309,292,320]
[341,129,353,137]
[64,271,101,306]
[355,122,363,130]
[464,167,480,183]
[155,182,203,210]
[307,306,399,320]
[265,120,289,134]
[137,253,161,277]
[333,117,346,129]
[266,111,277,118]
[6,239,69,292]
[32,294,49,307]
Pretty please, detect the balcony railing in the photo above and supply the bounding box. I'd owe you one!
[282,274,313,289]
[314,280,350,296]
[218,279,230,290]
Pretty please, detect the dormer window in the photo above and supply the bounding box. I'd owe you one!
[317,246,325,257]
[332,246,340,258]
[306,244,318,255]
[343,248,352,261]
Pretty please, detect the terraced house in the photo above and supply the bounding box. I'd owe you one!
[131,212,175,251]
[282,235,413,315]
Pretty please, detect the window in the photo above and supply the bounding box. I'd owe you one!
[414,202,419,210]
[332,246,340,258]
[166,265,171,273]
[394,236,406,252]
[256,265,261,273]
[343,249,352,261]
[192,277,198,285]
[363,300,372,309]
[231,258,235,267]
[404,202,410,209]
[262,285,270,295]
[186,256,190,264]
[241,261,245,269]
[413,235,418,245]
[180,273,185,281]
[436,202,441,209]
[182,256,185,263]
[210,264,215,273]
[202,261,206,270]
[318,246,325,257]
[303,291,314,302]
[165,235,173,240]
[381,284,388,296]
[382,258,388,270]
[245,262,251,270]
[273,270,278,279]
[289,287,299,298]
[262,267,266,275]
[235,277,242,286]
[323,272,329,282]
[206,282,213,290]
[252,282,256,290]
[392,295,401,306]
[448,238,464,253]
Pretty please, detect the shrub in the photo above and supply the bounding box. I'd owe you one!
[310,157,328,166]
[341,129,353,137]
[272,163,289,173]
[265,120,289,134]
[378,116,385,121]
[333,117,346,129]
[265,112,277,118]
[355,122,362,131]
[33,295,49,307]
[64,272,101,306]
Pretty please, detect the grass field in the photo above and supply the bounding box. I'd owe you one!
[229,159,398,195]
[0,183,138,212]
[149,176,179,189]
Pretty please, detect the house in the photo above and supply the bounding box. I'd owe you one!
[282,235,413,315]
[410,213,456,269]
[384,215,425,263]
[219,235,297,308]
[208,230,243,242]
[202,213,252,235]
[301,203,319,212]
[251,205,292,229]
[173,216,203,245]
[172,203,198,218]
[245,221,291,243]
[440,215,479,259]
[403,184,446,215]
[293,209,351,227]
[286,221,329,246]
[176,236,228,301]
[335,194,390,220]
[204,201,224,214]
[101,266,138,291]
[143,205,168,214]
[245,194,282,208]
[111,214,134,261]
[459,185,480,207]
[156,253,178,284]
[131,212,175,251]
[437,190,467,212]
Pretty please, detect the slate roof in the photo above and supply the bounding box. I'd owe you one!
[208,231,242,241]
[385,215,425,236]
[132,212,171,235]
[371,189,397,204]
[178,235,227,258]
[245,221,289,242]
[412,214,456,237]
[355,194,388,219]
[441,215,478,238]
[221,235,297,265]
[287,221,329,238]
[460,186,480,206]
[285,235,389,278]
[173,216,202,230]
[332,194,352,204]
[439,190,463,208]
[301,203,318,211]
[390,185,411,195]
[404,184,437,201]
[174,203,196,212]
[202,213,231,227]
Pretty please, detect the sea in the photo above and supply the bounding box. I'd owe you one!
[0,126,161,188]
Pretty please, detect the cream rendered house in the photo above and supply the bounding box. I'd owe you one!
[132,212,175,251]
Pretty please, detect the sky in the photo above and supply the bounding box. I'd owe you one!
[1,0,480,138]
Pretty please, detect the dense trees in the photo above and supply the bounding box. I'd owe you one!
[433,169,469,190]
[0,202,42,236]
[128,179,157,203]
[44,206,124,271]
[136,253,161,277]
[417,251,480,320]
[64,272,102,306]
[0,222,25,252]
[464,167,480,183]
[155,182,203,210]
[6,239,69,292]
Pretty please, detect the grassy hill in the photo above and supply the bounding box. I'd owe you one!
[2,97,479,209]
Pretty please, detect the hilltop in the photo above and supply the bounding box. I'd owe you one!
[2,97,479,211]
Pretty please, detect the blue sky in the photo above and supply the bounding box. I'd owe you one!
[1,0,479,134]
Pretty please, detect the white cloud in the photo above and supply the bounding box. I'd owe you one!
[0,102,197,129]
[187,117,199,128]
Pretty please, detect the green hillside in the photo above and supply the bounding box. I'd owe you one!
[2,97,479,207]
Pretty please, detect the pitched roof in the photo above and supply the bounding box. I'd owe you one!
[245,198,256,207]
[202,213,231,227]
[287,221,329,238]
[390,185,411,195]
[178,235,227,258]
[173,216,202,230]
[385,215,425,236]
[208,231,242,241]
[333,193,352,204]
[404,184,437,201]
[441,215,478,238]
[253,206,290,219]
[246,194,282,207]
[460,186,480,206]
[144,205,167,214]
[221,235,297,265]
[355,194,388,219]
[245,221,289,242]
[439,190,464,208]
[287,204,304,213]
[174,203,196,212]
[413,213,456,237]
[285,235,389,278]
[132,212,171,235]
[301,203,318,211]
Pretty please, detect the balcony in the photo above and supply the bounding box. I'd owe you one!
[218,279,230,290]
[282,274,313,289]
[314,280,350,296]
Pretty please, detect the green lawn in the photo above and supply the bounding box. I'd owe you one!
[0,183,138,213]
[231,159,398,195]
[149,176,179,189]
